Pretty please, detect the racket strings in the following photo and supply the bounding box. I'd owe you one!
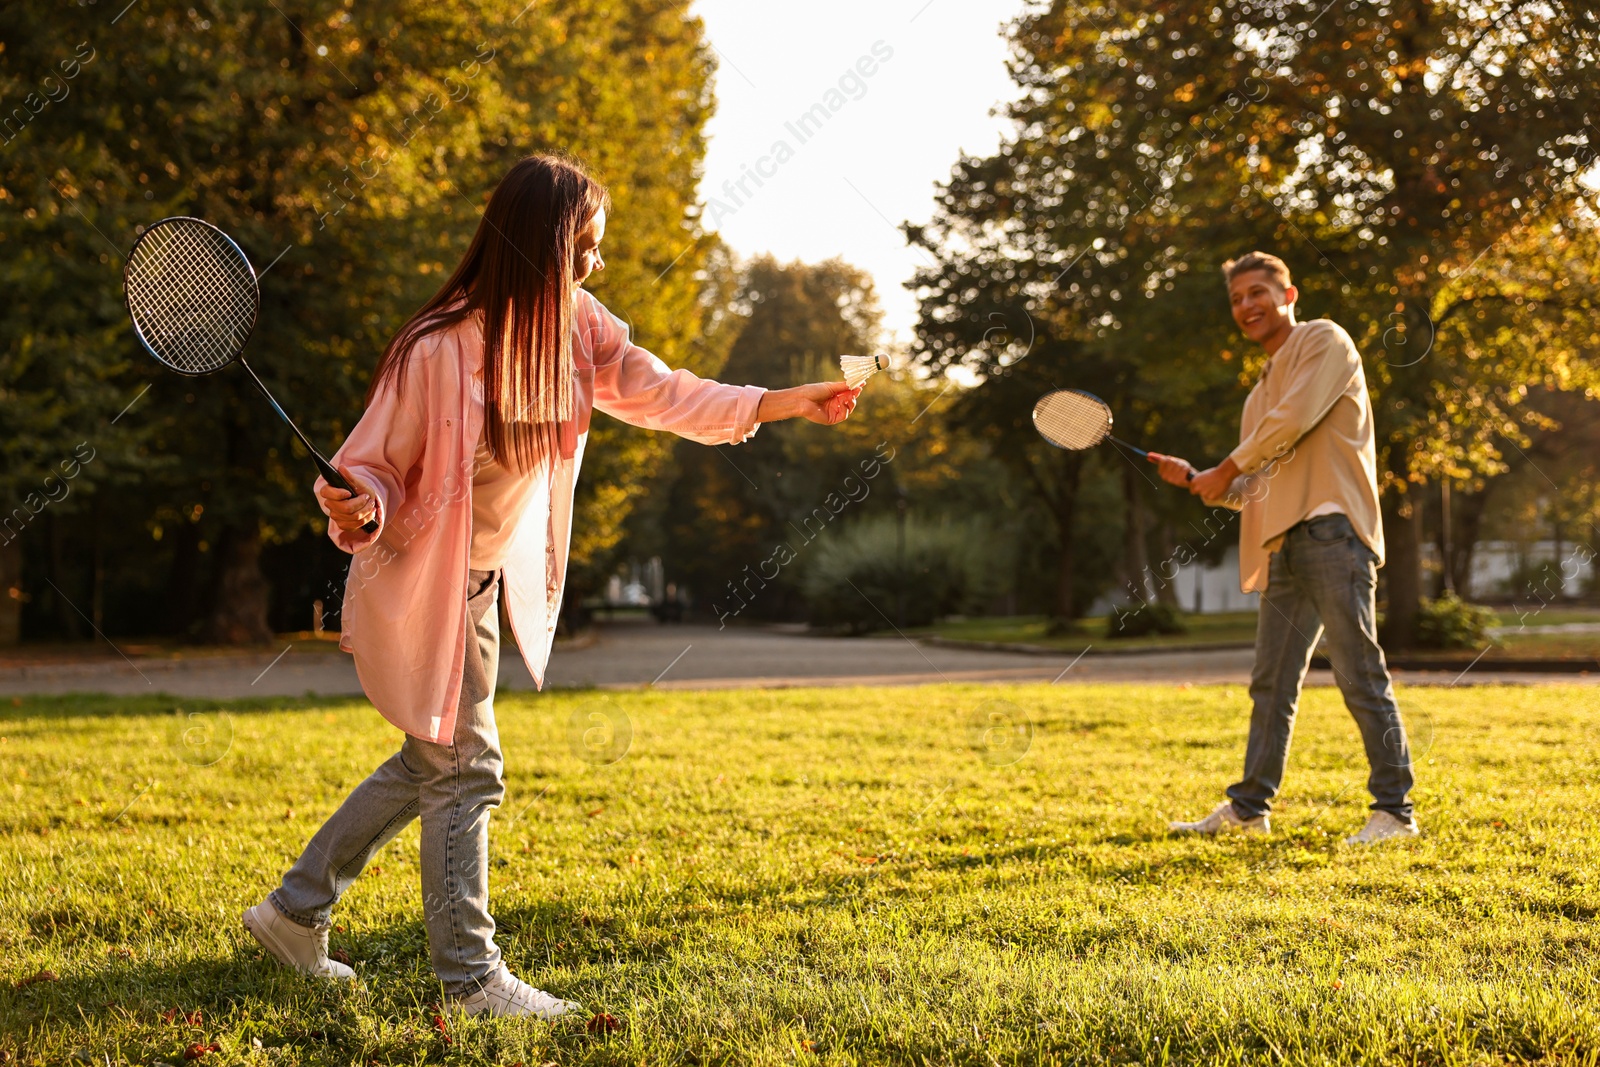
[1033,391,1112,450]
[125,221,256,374]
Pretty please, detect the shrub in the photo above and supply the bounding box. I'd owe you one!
[1414,591,1497,650]
[802,516,999,633]
[1105,600,1187,638]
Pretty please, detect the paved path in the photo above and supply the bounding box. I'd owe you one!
[1,620,1589,700]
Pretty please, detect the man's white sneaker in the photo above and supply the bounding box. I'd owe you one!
[241,900,354,980]
[1169,800,1269,835]
[447,968,581,1020]
[1345,811,1419,845]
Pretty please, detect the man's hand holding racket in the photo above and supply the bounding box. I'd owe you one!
[1148,452,1240,503]
[319,470,379,534]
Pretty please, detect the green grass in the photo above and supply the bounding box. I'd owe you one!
[921,609,1600,660]
[3,683,1599,1066]
[1493,607,1600,628]
[916,612,1261,651]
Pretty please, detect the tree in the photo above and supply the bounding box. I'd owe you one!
[910,0,1600,643]
[646,255,1002,625]
[1,0,724,643]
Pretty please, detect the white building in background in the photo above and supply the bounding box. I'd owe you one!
[1420,540,1594,601]
[1088,545,1260,617]
[1092,540,1594,617]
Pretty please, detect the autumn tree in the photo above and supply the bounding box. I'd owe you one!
[911,0,1600,643]
[1,0,723,643]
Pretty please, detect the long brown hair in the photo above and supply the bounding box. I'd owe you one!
[369,154,610,472]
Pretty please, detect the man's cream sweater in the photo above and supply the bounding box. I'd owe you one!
[1214,319,1385,594]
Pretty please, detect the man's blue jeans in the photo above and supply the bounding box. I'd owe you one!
[1227,513,1415,822]
[270,568,507,996]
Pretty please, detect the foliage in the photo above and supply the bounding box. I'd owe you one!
[4,683,1600,1063]
[1413,590,1497,650]
[909,0,1600,640]
[1,0,722,642]
[800,515,1003,633]
[649,256,1012,623]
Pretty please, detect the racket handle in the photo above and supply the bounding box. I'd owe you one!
[316,455,380,534]
[236,361,380,534]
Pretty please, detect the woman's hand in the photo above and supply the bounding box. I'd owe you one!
[318,469,379,533]
[757,381,861,426]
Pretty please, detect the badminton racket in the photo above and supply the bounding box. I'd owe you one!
[1031,389,1193,480]
[123,216,377,532]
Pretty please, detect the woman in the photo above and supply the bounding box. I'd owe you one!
[242,155,860,1019]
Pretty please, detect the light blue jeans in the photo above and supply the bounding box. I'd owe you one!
[1227,514,1415,822]
[270,569,507,995]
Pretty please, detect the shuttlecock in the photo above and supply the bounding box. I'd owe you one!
[840,353,891,389]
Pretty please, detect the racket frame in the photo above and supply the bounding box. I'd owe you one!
[1032,388,1194,480]
[124,216,378,532]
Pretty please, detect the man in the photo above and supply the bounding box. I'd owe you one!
[1150,251,1417,845]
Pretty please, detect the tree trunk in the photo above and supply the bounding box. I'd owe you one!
[166,518,203,638]
[207,523,274,645]
[1449,487,1491,599]
[1380,487,1424,651]
[1152,521,1183,609]
[1121,464,1154,604]
[1046,453,1085,622]
[1055,509,1077,620]
[48,513,83,640]
[0,537,21,645]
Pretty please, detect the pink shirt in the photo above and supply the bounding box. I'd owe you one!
[317,290,765,742]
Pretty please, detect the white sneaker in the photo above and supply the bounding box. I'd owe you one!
[1169,800,1269,835]
[241,899,354,980]
[447,968,580,1020]
[1345,811,1419,845]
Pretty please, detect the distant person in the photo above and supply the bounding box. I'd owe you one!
[240,154,861,1018]
[1149,251,1417,845]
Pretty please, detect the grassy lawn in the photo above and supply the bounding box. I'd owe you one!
[915,613,1261,651]
[3,683,1598,1065]
[919,609,1600,660]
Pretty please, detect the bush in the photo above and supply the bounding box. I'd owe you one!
[802,516,999,633]
[1414,591,1497,650]
[1105,600,1187,638]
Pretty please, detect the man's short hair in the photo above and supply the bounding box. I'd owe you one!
[1222,251,1292,290]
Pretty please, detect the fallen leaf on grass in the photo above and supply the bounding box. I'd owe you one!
[182,1042,220,1060]
[331,949,352,965]
[586,1012,622,1034]
[586,806,605,817]
[432,1014,453,1046]
[15,969,58,988]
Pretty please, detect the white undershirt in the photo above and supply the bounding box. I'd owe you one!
[1304,501,1345,521]
[468,431,538,570]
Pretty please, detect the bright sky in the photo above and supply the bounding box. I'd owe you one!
[692,0,1025,347]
